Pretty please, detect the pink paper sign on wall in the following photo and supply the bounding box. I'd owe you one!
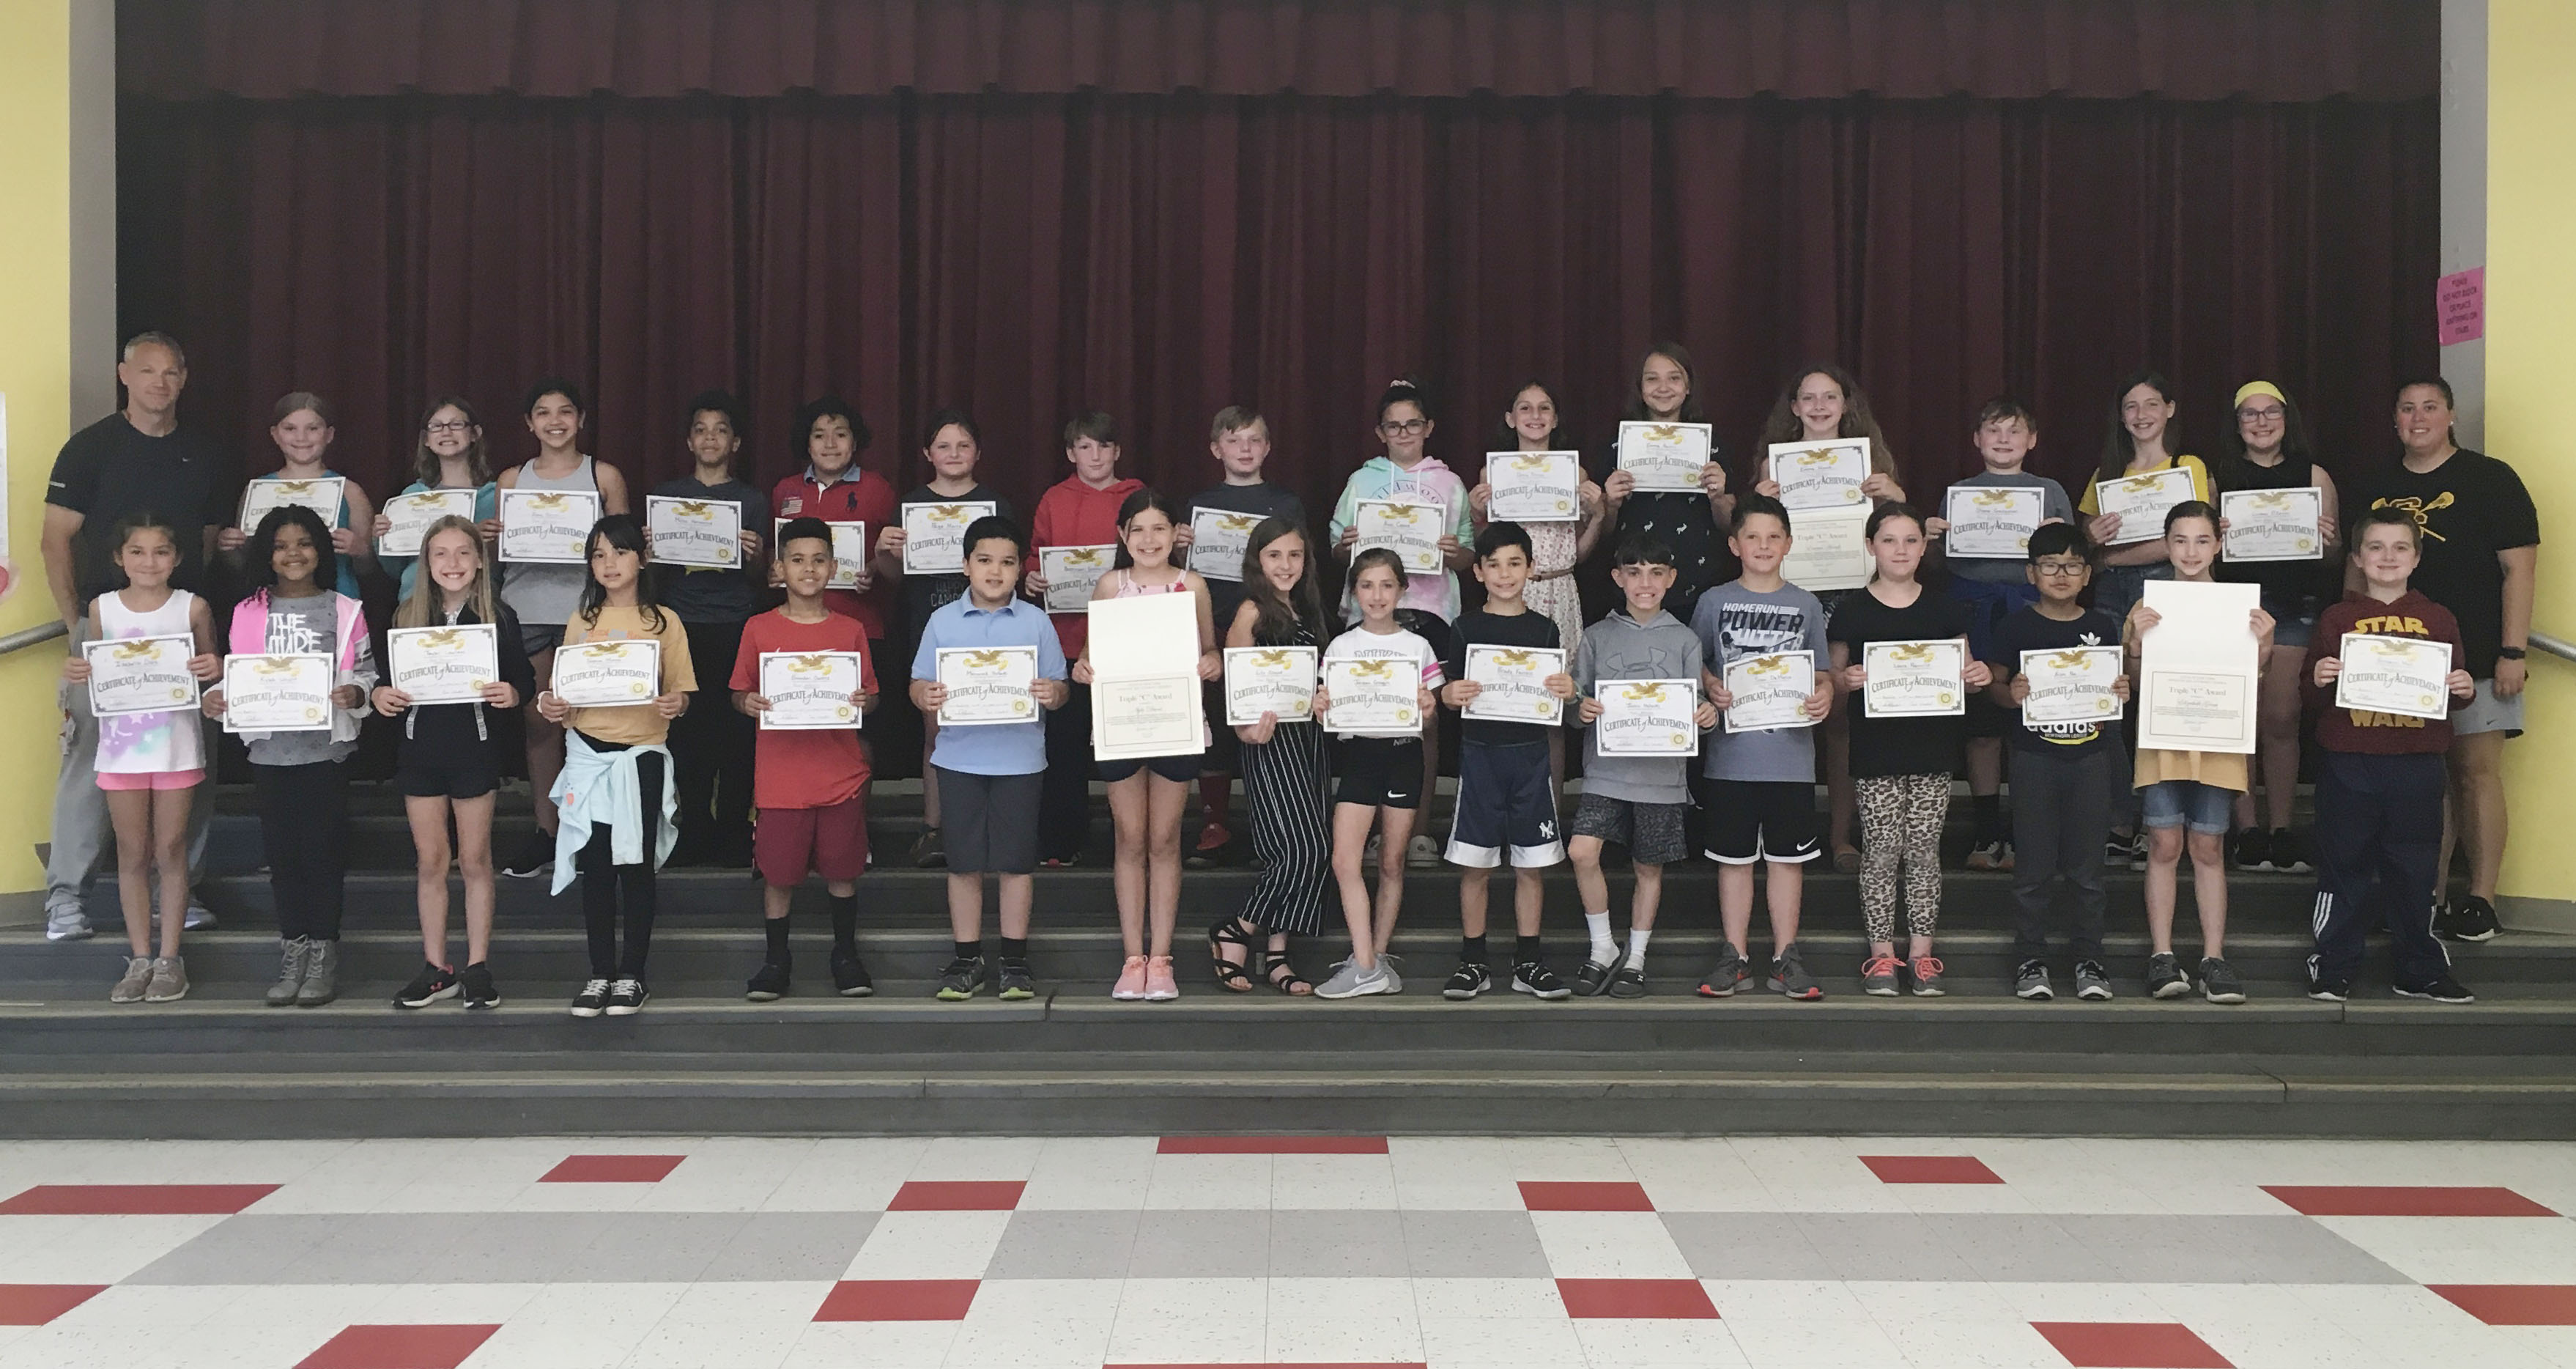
[2438,267,2485,346]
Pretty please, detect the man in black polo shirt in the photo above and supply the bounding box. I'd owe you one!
[39,331,226,942]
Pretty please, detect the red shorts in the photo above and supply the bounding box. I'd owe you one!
[755,794,869,887]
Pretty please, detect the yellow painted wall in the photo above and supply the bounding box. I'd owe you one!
[0,1,75,894]
[2489,0,2576,911]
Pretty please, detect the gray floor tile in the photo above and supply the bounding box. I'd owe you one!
[556,1213,752,1283]
[1399,1209,1554,1279]
[700,1211,878,1282]
[1127,1210,1267,1279]
[985,1210,1139,1280]
[1662,1211,1840,1281]
[1791,1211,1984,1283]
[2072,1214,2410,1285]
[1269,1209,1410,1277]
[1920,1214,2119,1284]
[412,1212,621,1283]
[122,1214,429,1286]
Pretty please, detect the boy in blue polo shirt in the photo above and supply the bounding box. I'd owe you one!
[909,517,1070,1001]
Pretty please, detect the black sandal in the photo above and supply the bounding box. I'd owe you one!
[1207,918,1257,993]
[1262,946,1314,997]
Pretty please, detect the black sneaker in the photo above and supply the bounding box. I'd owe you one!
[500,828,555,879]
[460,962,500,1010]
[831,946,874,997]
[1696,944,1753,998]
[569,977,611,1018]
[936,956,983,1001]
[2073,960,2114,1001]
[2268,828,2312,875]
[2146,952,2192,1000]
[1512,960,1572,1000]
[2013,959,2054,1000]
[911,828,947,869]
[2442,895,2501,942]
[1573,951,1624,997]
[2307,975,2350,1003]
[2198,956,2247,1005]
[394,962,459,1010]
[1605,965,1648,999]
[2394,975,2476,1004]
[604,977,648,1016]
[2105,831,2136,866]
[2232,826,2272,871]
[995,957,1036,1001]
[745,959,792,1002]
[1442,961,1491,1000]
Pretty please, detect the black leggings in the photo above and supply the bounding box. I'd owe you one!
[256,759,349,941]
[575,743,666,978]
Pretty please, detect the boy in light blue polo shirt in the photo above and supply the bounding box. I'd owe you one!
[909,517,1070,1001]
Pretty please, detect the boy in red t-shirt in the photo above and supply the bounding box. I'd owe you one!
[733,517,881,998]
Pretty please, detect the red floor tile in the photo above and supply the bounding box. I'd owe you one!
[1155,1136,1391,1154]
[2032,1321,2235,1368]
[888,1179,1026,1211]
[0,1184,278,1215]
[0,1284,108,1326]
[813,1279,981,1321]
[1555,1277,1720,1319]
[2429,1285,2576,1325]
[2260,1184,2558,1217]
[294,1323,500,1369]
[1518,1180,1656,1211]
[536,1154,686,1184]
[1859,1154,2006,1185]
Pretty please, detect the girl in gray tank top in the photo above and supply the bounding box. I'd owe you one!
[499,453,597,638]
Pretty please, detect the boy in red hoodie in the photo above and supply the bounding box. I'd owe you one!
[1026,412,1144,866]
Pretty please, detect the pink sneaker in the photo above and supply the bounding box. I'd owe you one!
[1144,954,1180,1001]
[1112,956,1149,1000]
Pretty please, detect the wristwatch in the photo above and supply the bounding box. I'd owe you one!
[2498,646,2528,661]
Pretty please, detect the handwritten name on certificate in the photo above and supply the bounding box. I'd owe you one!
[378,488,477,558]
[1484,451,1582,522]
[1040,545,1117,612]
[1944,486,2045,558]
[1766,439,1871,509]
[1322,656,1421,735]
[901,501,998,575]
[1354,501,1444,575]
[387,624,498,704]
[1092,675,1203,759]
[936,646,1038,726]
[1777,503,1872,591]
[2018,646,2123,725]
[1224,646,1318,726]
[84,635,200,717]
[758,651,864,730]
[221,654,333,733]
[1463,646,1564,723]
[1863,640,1968,718]
[2096,468,2196,545]
[240,476,345,531]
[550,638,661,707]
[1722,651,1816,733]
[1617,421,1713,492]
[2335,633,2454,721]
[1188,509,1263,581]
[1596,679,1699,756]
[497,488,599,564]
[2221,487,2324,563]
[646,495,741,568]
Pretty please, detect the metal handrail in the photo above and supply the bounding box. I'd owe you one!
[0,621,67,657]
[2531,632,2576,663]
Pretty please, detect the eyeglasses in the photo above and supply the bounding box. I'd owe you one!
[424,420,473,435]
[2033,561,2090,577]
[1378,419,1429,436]
[2237,406,2285,422]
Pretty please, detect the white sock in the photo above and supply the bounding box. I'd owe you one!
[1628,928,1654,963]
[1584,912,1614,964]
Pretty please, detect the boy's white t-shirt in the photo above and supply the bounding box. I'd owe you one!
[1322,624,1445,739]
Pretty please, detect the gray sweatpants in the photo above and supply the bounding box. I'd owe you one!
[46,616,211,913]
[2008,745,2114,962]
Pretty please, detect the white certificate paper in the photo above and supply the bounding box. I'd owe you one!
[646,495,742,568]
[1944,486,2046,558]
[1595,678,1700,756]
[1040,545,1117,613]
[378,488,478,558]
[387,623,500,705]
[901,501,999,575]
[2135,579,2260,753]
[1766,439,1872,509]
[1354,501,1445,575]
[1777,503,1873,592]
[2096,468,2197,545]
[1224,646,1318,727]
[1322,656,1422,737]
[2221,487,2325,563]
[1723,651,1817,734]
[221,653,333,733]
[1484,451,1582,523]
[1616,421,1714,493]
[1863,640,1969,718]
[758,651,863,730]
[239,476,345,531]
[936,646,1039,726]
[1188,509,1265,581]
[2018,646,2124,726]
[1092,676,1204,760]
[1087,593,1205,759]
[2334,633,2454,722]
[497,488,600,564]
[1462,645,1565,724]
[774,518,870,588]
[550,638,661,708]
[85,634,200,717]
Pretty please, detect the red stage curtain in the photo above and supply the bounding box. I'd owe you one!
[122,0,2436,101]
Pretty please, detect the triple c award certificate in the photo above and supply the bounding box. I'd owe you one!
[2135,579,2260,753]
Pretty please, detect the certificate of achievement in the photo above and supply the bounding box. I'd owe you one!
[1040,545,1117,612]
[377,487,477,558]
[1224,646,1319,726]
[1484,451,1582,523]
[1092,676,1204,760]
[1188,508,1265,581]
[1777,502,1873,592]
[1354,500,1445,575]
[1322,656,1421,736]
[550,638,661,707]
[1944,485,2046,558]
[2018,646,2125,726]
[386,623,500,704]
[936,646,1039,726]
[1462,645,1566,724]
[1722,651,1817,734]
[1616,421,1714,492]
[900,501,998,575]
[2334,633,2454,721]
[497,488,600,564]
[2096,468,2196,545]
[1766,439,1872,509]
[239,476,345,531]
[2136,579,2260,753]
[773,519,870,588]
[84,635,200,717]
[757,651,864,730]
[2221,487,2325,563]
[1863,640,1969,718]
[645,495,741,568]
[220,653,333,734]
[1595,678,1700,756]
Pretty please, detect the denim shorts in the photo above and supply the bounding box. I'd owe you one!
[2138,778,2235,834]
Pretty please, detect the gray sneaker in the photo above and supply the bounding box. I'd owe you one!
[1697,944,1753,997]
[265,938,310,1006]
[44,902,93,942]
[297,940,339,1008]
[1768,943,1824,1000]
[144,956,189,1003]
[1314,960,1395,999]
[182,901,216,931]
[2198,956,2248,1005]
[111,956,152,1003]
[2013,959,2054,1000]
[2073,960,2114,1001]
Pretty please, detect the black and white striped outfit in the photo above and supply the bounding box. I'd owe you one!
[1237,621,1331,937]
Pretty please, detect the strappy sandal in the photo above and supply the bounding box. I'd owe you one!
[1263,948,1314,997]
[1207,918,1258,993]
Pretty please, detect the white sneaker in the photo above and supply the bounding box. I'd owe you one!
[1406,834,1443,868]
[44,903,92,942]
[1314,961,1395,999]
[182,901,217,931]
